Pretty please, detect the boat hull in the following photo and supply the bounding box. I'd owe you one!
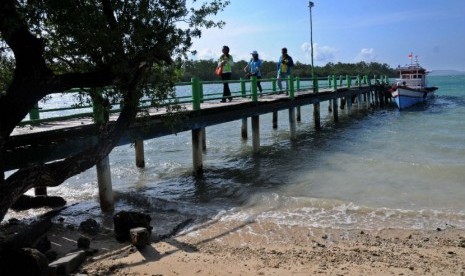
[392,86,435,110]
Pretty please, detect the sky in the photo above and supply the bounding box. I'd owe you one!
[190,0,465,71]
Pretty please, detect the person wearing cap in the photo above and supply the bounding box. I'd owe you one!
[218,45,234,102]
[276,47,294,94]
[244,50,263,97]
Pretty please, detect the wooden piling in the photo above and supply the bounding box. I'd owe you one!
[272,111,278,129]
[367,90,372,108]
[192,128,203,176]
[241,118,248,140]
[289,108,297,140]
[96,155,114,212]
[333,97,339,122]
[312,77,321,130]
[134,139,145,168]
[92,89,114,212]
[313,102,321,130]
[296,106,301,122]
[340,98,346,110]
[252,115,260,154]
[332,75,339,122]
[358,93,363,110]
[201,127,206,152]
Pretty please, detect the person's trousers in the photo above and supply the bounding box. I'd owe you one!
[221,72,232,101]
[277,72,289,91]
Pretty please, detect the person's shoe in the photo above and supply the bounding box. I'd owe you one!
[220,99,226,103]
[228,98,232,102]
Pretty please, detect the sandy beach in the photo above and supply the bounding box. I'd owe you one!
[44,217,465,276]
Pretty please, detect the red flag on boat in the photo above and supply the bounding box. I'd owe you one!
[408,52,413,59]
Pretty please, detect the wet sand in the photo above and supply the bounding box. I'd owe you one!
[46,218,465,275]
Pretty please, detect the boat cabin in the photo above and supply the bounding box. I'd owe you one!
[396,58,428,89]
[396,65,427,89]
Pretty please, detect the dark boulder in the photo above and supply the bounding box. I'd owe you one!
[78,219,101,235]
[77,236,91,249]
[113,211,152,242]
[0,248,48,276]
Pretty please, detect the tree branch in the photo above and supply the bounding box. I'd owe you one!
[0,63,151,222]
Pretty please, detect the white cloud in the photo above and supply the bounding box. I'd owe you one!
[301,43,337,63]
[356,48,376,62]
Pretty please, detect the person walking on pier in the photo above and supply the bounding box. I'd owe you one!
[244,50,264,97]
[276,47,294,94]
[218,46,234,102]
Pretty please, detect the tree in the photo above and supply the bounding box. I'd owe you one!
[0,0,229,222]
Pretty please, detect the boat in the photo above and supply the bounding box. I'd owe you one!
[391,54,438,110]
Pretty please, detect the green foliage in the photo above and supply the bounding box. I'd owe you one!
[2,0,230,103]
[0,55,13,93]
[179,59,397,82]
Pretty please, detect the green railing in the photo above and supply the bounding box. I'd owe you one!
[22,75,388,126]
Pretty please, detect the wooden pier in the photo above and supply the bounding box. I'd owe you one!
[5,75,391,210]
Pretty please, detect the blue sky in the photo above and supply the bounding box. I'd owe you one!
[190,0,465,71]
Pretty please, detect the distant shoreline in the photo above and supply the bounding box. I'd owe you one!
[429,70,465,76]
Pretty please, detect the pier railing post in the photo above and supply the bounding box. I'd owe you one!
[191,77,201,111]
[240,77,246,98]
[296,77,301,91]
[199,80,204,103]
[367,77,372,108]
[272,78,277,93]
[251,76,258,102]
[328,76,333,112]
[313,76,321,130]
[29,103,40,125]
[289,75,295,99]
[333,75,339,122]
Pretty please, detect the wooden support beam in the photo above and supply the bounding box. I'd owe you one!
[201,127,207,152]
[272,111,278,129]
[296,106,301,122]
[241,118,248,140]
[333,97,339,123]
[96,155,114,212]
[313,103,321,130]
[252,115,260,154]
[289,108,296,140]
[134,140,145,168]
[192,128,203,176]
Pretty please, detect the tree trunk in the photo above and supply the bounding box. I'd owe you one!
[0,65,148,222]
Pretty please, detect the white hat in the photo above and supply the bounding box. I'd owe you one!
[251,50,258,55]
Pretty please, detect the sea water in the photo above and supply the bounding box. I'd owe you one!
[6,75,465,231]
